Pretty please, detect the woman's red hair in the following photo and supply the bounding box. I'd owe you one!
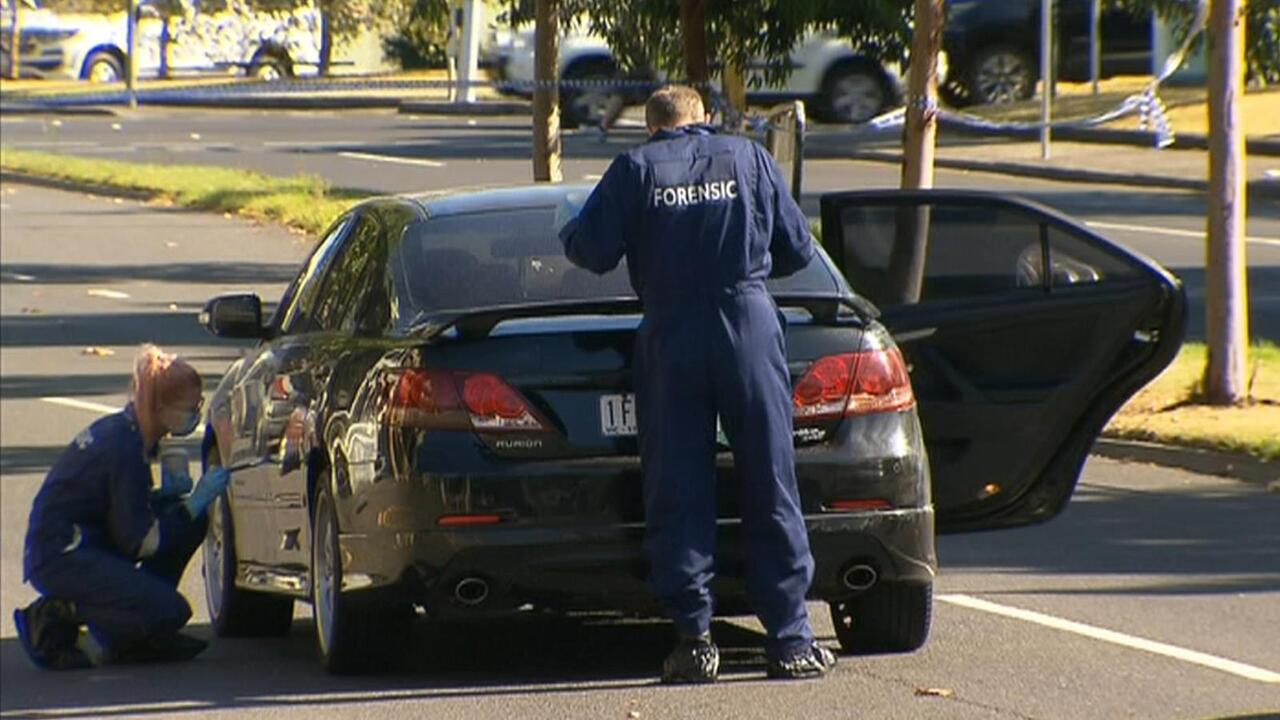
[130,343,202,418]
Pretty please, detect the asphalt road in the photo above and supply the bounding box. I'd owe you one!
[1,108,1278,340]
[2,184,1279,719]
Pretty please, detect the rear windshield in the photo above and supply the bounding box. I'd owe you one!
[394,206,845,317]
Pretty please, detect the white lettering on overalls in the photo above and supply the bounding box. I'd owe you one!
[651,180,738,208]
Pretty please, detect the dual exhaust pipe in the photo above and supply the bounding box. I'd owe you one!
[841,563,878,592]
[453,566,873,607]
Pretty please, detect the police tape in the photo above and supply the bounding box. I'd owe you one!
[864,0,1206,149]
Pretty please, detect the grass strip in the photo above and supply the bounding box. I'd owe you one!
[0,146,369,235]
[1105,342,1279,462]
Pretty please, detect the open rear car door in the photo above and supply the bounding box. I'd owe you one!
[819,190,1186,531]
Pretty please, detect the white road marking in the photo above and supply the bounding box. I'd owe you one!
[582,173,603,181]
[1,271,35,281]
[1086,220,1280,248]
[338,151,445,168]
[939,593,1280,684]
[41,397,119,415]
[263,139,369,148]
[86,288,130,299]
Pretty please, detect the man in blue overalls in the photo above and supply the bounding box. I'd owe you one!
[560,85,836,682]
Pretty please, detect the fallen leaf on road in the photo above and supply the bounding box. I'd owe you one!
[113,198,124,204]
[168,303,179,310]
[50,119,63,128]
[915,687,954,698]
[82,346,116,357]
[87,288,130,300]
[223,213,233,219]
[20,306,42,314]
[190,132,202,140]
[166,241,179,248]
[110,123,122,131]
[627,712,640,719]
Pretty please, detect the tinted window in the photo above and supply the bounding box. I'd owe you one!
[1046,226,1140,288]
[393,206,843,317]
[837,202,1046,307]
[313,215,382,332]
[279,214,354,334]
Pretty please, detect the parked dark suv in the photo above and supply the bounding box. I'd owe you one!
[944,0,1153,106]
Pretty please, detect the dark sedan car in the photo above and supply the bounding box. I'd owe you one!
[944,0,1154,105]
[198,186,1183,673]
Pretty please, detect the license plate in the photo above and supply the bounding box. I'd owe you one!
[600,394,638,437]
[599,394,728,446]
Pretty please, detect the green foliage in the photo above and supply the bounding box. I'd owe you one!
[382,0,450,69]
[1115,0,1279,85]
[503,0,913,85]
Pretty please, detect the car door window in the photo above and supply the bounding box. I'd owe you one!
[278,214,355,335]
[1045,226,1141,288]
[835,201,1046,307]
[313,214,384,333]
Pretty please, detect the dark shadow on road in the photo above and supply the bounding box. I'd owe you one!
[0,312,229,348]
[1,262,299,285]
[0,445,68,476]
[0,617,824,718]
[939,474,1280,596]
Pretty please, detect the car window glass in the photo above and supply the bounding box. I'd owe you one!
[1046,225,1140,287]
[279,214,354,335]
[392,207,844,321]
[313,215,382,333]
[837,201,1046,307]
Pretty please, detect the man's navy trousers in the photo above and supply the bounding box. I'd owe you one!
[561,124,817,660]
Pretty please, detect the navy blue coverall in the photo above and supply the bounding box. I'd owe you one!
[23,405,208,654]
[560,124,817,660]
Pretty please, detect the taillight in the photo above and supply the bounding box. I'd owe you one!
[793,348,915,421]
[386,369,545,432]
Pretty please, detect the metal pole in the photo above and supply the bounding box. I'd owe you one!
[458,0,481,104]
[126,0,137,109]
[1089,0,1101,95]
[1040,0,1052,159]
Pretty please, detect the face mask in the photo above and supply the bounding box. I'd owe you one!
[170,408,201,437]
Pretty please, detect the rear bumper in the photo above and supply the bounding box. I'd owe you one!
[338,505,935,616]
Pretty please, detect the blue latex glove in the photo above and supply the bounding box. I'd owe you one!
[183,467,230,518]
[158,466,194,499]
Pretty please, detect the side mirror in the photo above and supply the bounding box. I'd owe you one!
[200,293,267,339]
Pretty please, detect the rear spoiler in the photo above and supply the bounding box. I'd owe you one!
[410,294,877,342]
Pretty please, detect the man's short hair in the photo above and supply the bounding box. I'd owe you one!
[645,85,705,129]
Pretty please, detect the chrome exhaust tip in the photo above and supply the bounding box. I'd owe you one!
[841,564,878,592]
[453,577,490,606]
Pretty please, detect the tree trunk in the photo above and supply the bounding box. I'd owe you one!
[126,0,138,108]
[1203,0,1250,405]
[8,1,21,80]
[532,0,562,183]
[721,60,747,130]
[680,0,709,103]
[889,0,944,306]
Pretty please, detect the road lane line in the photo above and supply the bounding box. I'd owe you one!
[41,397,119,415]
[338,151,445,168]
[938,593,1280,684]
[1086,220,1280,248]
[263,139,370,148]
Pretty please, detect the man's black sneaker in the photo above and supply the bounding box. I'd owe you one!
[661,633,720,684]
[766,641,838,680]
[14,598,91,670]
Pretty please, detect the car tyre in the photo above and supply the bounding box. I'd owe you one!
[966,45,1035,105]
[311,483,411,674]
[815,61,890,125]
[249,54,291,81]
[560,57,622,130]
[829,581,932,654]
[203,493,295,637]
[82,50,124,84]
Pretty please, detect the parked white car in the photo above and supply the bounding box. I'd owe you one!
[491,28,939,126]
[0,0,386,82]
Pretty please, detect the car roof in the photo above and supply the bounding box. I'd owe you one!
[408,183,595,218]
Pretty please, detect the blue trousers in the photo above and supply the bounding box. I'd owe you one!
[28,504,208,652]
[636,290,815,660]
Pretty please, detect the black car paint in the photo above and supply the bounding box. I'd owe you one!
[203,186,935,615]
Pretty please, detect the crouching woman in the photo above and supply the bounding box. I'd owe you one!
[15,344,229,669]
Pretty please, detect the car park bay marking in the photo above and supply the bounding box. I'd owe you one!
[338,151,445,168]
[938,593,1280,684]
[41,397,118,415]
[1086,221,1280,248]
